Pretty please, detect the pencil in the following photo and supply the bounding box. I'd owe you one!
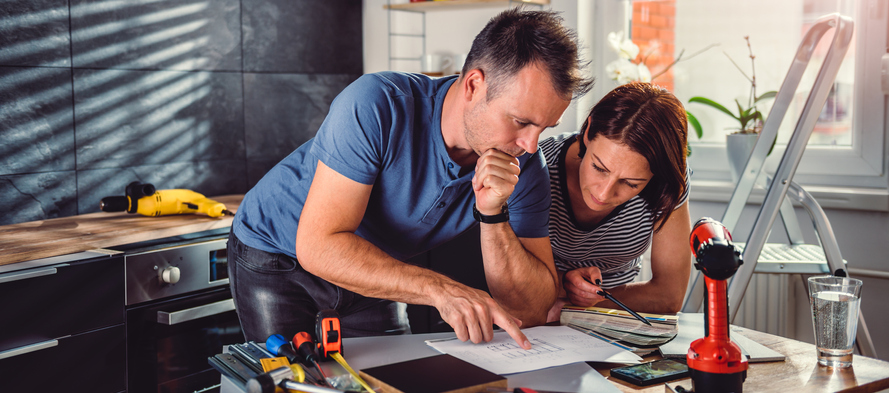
[596,289,653,327]
[583,277,652,326]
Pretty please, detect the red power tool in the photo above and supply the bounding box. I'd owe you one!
[687,217,748,393]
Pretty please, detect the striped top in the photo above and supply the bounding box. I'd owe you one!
[539,133,689,289]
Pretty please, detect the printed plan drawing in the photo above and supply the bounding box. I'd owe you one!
[426,325,642,375]
[487,339,564,359]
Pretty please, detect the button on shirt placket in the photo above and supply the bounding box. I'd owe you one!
[420,161,468,224]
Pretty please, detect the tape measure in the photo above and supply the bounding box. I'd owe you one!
[315,309,342,360]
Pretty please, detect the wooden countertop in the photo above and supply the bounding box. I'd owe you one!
[593,325,889,393]
[0,194,243,266]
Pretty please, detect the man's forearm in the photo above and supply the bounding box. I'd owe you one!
[478,223,558,326]
[298,231,458,307]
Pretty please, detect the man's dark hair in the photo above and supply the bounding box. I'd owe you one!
[577,82,688,232]
[463,8,593,101]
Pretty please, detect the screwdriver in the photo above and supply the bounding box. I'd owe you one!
[264,334,323,386]
[265,334,300,364]
[294,331,332,387]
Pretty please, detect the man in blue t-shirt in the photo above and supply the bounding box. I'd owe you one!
[228,9,594,349]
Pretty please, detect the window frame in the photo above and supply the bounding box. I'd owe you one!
[681,0,888,211]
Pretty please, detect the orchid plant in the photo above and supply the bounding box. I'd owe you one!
[687,36,777,137]
[605,31,716,155]
[605,31,651,84]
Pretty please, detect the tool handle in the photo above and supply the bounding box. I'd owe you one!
[293,332,319,364]
[280,379,344,393]
[293,331,335,387]
[190,196,228,218]
[245,366,294,393]
[703,277,730,341]
[265,334,299,364]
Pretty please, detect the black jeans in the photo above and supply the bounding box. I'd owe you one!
[227,230,410,342]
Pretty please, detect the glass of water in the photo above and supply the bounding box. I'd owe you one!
[807,275,863,368]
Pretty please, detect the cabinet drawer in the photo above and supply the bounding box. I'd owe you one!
[0,255,124,352]
[0,324,125,393]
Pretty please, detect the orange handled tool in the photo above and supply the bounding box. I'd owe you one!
[315,309,342,360]
[687,217,747,392]
[293,331,331,387]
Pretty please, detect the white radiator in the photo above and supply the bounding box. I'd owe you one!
[731,273,795,338]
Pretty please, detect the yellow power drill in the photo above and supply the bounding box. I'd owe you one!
[100,182,233,218]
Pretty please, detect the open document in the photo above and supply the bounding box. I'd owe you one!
[425,325,641,375]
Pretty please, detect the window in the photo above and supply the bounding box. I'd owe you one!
[619,0,887,209]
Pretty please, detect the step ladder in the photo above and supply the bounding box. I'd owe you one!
[681,13,877,358]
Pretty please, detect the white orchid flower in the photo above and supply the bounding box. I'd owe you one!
[637,63,652,83]
[607,31,640,60]
[606,58,639,84]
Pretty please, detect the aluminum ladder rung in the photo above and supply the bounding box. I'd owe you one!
[735,243,840,274]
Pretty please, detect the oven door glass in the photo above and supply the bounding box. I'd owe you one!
[127,287,242,393]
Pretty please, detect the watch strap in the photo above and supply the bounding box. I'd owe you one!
[472,203,509,224]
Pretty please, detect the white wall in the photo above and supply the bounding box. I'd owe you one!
[363,0,585,137]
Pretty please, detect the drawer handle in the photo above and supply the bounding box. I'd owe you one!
[157,298,235,325]
[0,339,59,360]
[0,266,60,284]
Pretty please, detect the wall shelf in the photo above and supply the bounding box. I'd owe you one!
[384,0,549,71]
[385,0,549,12]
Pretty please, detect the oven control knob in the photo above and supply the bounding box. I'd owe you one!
[161,266,181,284]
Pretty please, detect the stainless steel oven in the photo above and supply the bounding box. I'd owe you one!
[120,231,243,393]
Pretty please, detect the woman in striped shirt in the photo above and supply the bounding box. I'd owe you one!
[541,82,692,322]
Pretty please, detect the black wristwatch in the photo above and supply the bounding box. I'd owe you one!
[472,203,509,224]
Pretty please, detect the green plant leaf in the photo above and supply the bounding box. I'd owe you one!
[738,101,754,118]
[736,100,753,131]
[686,111,703,139]
[752,110,764,124]
[689,97,739,121]
[755,90,777,103]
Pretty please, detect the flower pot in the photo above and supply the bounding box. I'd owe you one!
[726,133,759,183]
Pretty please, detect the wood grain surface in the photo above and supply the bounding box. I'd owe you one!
[593,326,889,393]
[0,195,243,266]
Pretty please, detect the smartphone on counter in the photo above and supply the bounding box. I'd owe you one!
[609,359,690,386]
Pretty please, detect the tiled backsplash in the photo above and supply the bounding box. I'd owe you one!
[0,0,362,225]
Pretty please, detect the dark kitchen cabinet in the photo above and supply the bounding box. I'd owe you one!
[0,255,126,393]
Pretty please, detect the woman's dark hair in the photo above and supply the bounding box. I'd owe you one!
[463,8,594,101]
[577,82,688,232]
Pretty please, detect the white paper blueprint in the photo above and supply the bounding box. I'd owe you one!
[425,325,642,375]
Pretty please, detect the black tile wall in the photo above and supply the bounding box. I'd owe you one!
[0,0,71,67]
[0,66,75,175]
[0,0,363,225]
[73,68,245,169]
[243,72,359,186]
[69,0,241,71]
[0,172,77,225]
[242,0,363,74]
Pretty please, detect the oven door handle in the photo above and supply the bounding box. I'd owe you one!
[157,298,235,325]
